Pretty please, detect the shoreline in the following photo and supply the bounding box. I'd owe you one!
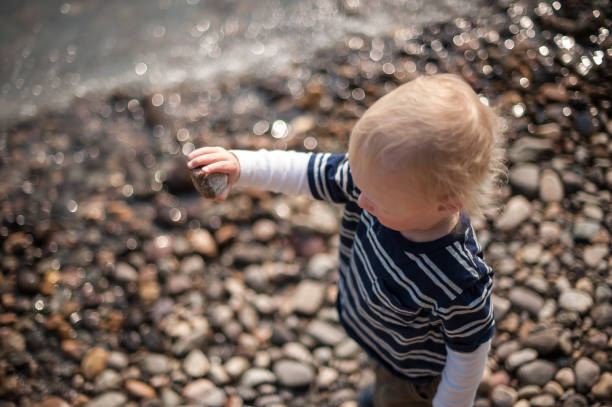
[1,0,611,406]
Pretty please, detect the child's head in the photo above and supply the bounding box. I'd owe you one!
[348,74,506,225]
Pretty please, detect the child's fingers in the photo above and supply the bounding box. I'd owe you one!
[200,160,237,176]
[187,152,229,169]
[187,146,225,160]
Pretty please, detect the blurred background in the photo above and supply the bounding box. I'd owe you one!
[0,1,611,406]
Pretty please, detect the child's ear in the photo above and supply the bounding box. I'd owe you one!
[437,198,463,213]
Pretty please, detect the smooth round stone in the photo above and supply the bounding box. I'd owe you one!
[559,289,593,313]
[555,367,575,388]
[106,351,129,370]
[94,369,122,392]
[182,378,216,401]
[517,360,557,386]
[317,366,339,388]
[491,385,517,407]
[180,255,205,275]
[160,387,182,407]
[307,253,337,279]
[84,392,127,407]
[273,360,315,388]
[125,379,156,398]
[530,394,555,407]
[225,356,250,379]
[81,347,109,379]
[517,385,541,399]
[166,274,192,295]
[37,397,71,407]
[582,244,609,268]
[190,169,228,198]
[183,349,210,377]
[573,220,601,241]
[539,169,564,202]
[505,348,538,371]
[492,295,511,321]
[592,372,612,400]
[591,303,612,328]
[509,164,539,197]
[574,357,600,393]
[522,330,559,356]
[240,368,276,388]
[141,353,172,375]
[200,388,227,407]
[291,280,326,316]
[114,262,138,282]
[495,196,532,231]
[508,287,544,316]
[562,395,588,407]
[306,320,345,346]
[282,342,312,363]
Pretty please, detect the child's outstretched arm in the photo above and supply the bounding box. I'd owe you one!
[187,147,313,199]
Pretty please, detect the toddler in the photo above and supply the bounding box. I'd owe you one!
[187,73,506,407]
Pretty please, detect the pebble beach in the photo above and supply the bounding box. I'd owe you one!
[0,0,611,406]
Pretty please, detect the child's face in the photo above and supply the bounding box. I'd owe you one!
[351,163,454,234]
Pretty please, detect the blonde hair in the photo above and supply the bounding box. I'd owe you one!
[348,74,506,218]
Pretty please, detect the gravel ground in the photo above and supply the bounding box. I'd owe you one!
[0,0,611,406]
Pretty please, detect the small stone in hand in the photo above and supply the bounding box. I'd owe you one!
[190,168,228,198]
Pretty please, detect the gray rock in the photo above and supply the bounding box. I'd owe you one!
[574,357,600,393]
[491,385,517,407]
[183,349,210,378]
[517,360,557,386]
[508,137,554,163]
[140,353,172,375]
[509,164,539,197]
[306,320,346,346]
[180,255,205,275]
[509,287,544,316]
[539,169,564,202]
[559,289,593,313]
[492,295,511,321]
[172,328,208,356]
[307,253,337,279]
[495,196,532,231]
[160,388,182,407]
[240,368,276,388]
[292,280,326,315]
[273,359,315,387]
[106,351,129,370]
[94,369,122,392]
[523,330,559,356]
[114,262,138,282]
[224,356,250,379]
[200,388,227,407]
[190,169,228,198]
[562,395,588,407]
[530,394,556,407]
[84,392,127,407]
[573,219,601,241]
[591,303,612,328]
[505,348,538,371]
[582,244,609,268]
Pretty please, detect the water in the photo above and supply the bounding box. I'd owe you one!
[0,0,483,127]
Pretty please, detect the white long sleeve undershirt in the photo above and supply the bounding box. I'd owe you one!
[231,149,490,406]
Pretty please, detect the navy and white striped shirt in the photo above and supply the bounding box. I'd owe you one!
[307,153,495,383]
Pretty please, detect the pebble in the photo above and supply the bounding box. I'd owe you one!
[522,330,559,356]
[274,359,316,388]
[160,387,182,407]
[505,348,538,371]
[84,392,127,407]
[591,303,612,328]
[574,357,600,393]
[508,137,553,163]
[141,353,172,375]
[539,170,564,202]
[183,348,210,377]
[509,164,540,197]
[34,397,71,407]
[306,320,346,346]
[516,360,557,386]
[94,369,122,392]
[491,385,518,407]
[530,394,555,407]
[572,219,601,241]
[292,280,326,315]
[508,287,544,316]
[125,379,157,398]
[225,356,250,379]
[582,244,608,268]
[81,347,109,379]
[592,371,612,400]
[495,196,532,231]
[558,289,593,313]
[182,378,216,401]
[240,368,276,388]
[554,367,575,388]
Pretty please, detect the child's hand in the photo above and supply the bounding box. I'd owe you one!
[187,146,240,201]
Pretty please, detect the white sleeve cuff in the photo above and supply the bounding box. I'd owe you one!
[231,149,312,197]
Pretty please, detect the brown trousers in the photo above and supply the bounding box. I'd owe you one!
[373,363,441,407]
